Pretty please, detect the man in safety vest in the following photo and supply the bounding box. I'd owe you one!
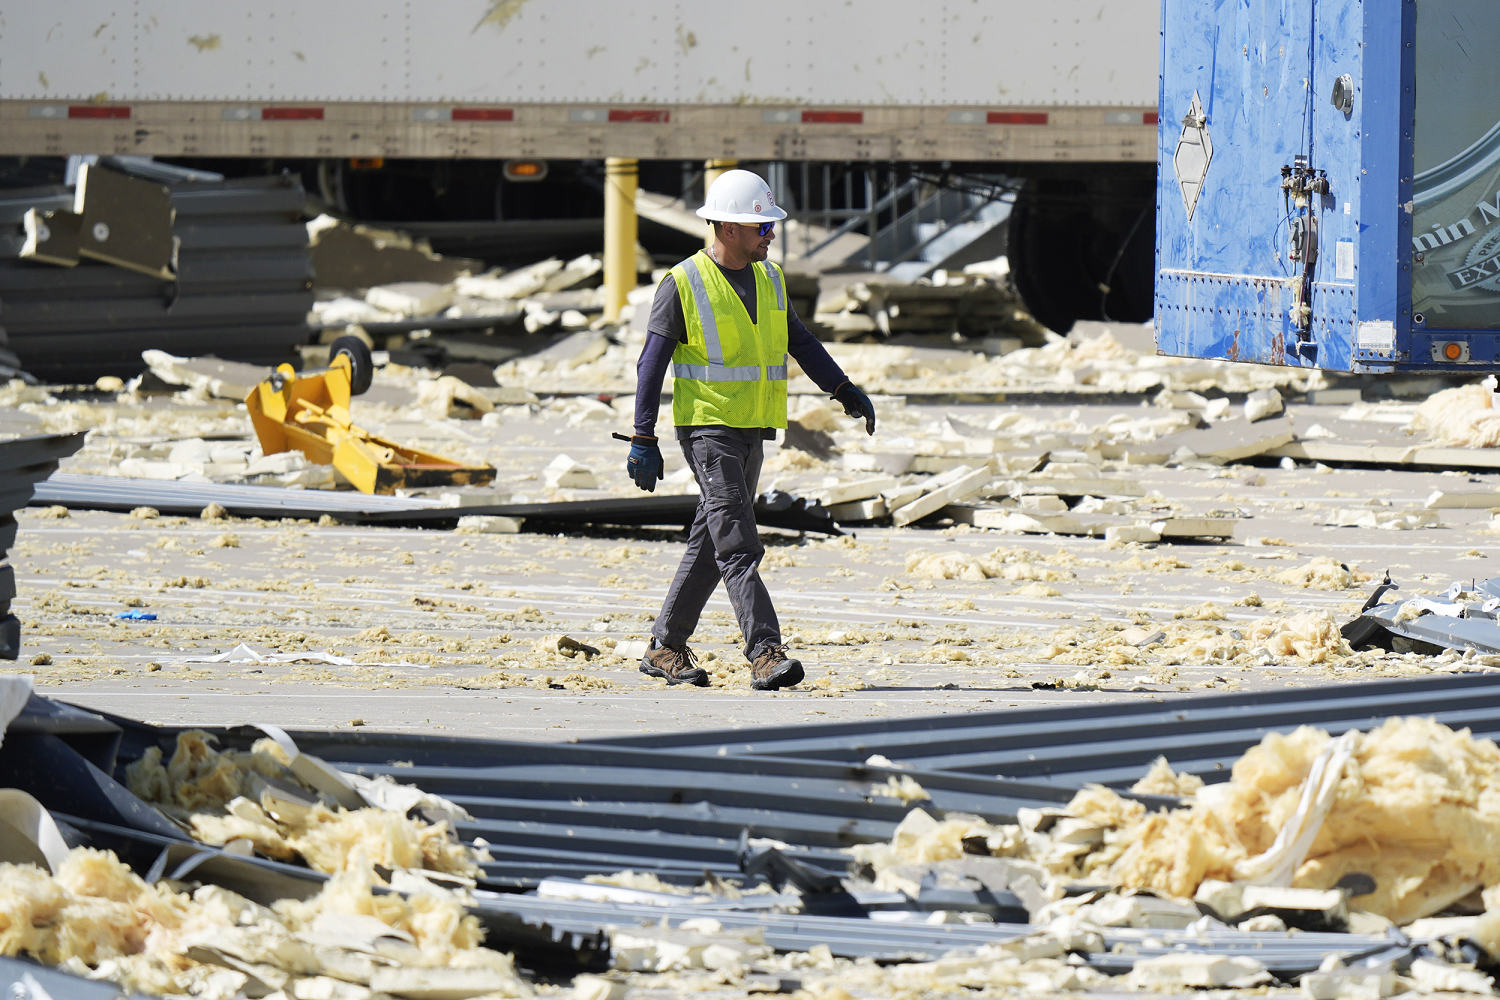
[624,168,877,691]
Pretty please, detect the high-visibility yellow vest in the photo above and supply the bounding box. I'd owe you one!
[669,251,789,429]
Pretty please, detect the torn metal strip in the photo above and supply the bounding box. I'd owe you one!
[33,474,840,535]
[1347,575,1500,655]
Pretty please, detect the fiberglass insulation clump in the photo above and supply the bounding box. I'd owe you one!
[0,851,525,999]
[1067,717,1500,927]
[125,729,479,878]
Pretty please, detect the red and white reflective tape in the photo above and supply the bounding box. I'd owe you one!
[1104,110,1158,125]
[28,104,131,119]
[220,106,324,121]
[568,108,670,123]
[411,107,515,122]
[22,102,1156,128]
[947,110,1048,125]
[760,109,865,124]
[950,109,1154,126]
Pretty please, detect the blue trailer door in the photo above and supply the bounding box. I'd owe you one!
[1156,0,1369,371]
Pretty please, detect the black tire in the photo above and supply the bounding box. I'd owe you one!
[1007,171,1156,334]
[1007,177,1089,335]
[329,335,374,395]
[1097,194,1155,325]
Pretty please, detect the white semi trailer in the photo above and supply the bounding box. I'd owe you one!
[0,0,1159,330]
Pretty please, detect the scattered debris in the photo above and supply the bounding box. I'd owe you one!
[0,429,87,658]
[813,270,1047,343]
[1346,574,1500,655]
[1056,718,1500,925]
[142,351,266,402]
[545,455,599,490]
[125,729,481,877]
[307,214,480,290]
[12,675,1500,998]
[2,163,314,382]
[1411,384,1500,448]
[1244,387,1285,422]
[245,342,496,495]
[73,163,176,279]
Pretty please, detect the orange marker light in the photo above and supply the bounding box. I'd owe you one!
[1444,342,1464,361]
[503,160,548,181]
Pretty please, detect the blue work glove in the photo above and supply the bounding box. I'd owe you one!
[626,434,664,492]
[833,381,876,435]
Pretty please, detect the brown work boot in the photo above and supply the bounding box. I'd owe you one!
[750,643,804,691]
[640,640,709,687]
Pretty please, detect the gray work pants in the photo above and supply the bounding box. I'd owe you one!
[652,426,780,662]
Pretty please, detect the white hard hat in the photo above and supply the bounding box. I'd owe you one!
[696,169,789,223]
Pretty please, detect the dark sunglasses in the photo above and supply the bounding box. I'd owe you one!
[743,221,775,237]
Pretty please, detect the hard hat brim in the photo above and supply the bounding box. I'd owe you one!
[695,204,789,223]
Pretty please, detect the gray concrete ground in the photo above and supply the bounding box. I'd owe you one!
[9,322,1494,741]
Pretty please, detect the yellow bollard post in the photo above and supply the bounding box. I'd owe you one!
[603,156,639,324]
[703,159,737,248]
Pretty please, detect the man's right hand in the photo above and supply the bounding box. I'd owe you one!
[833,382,877,435]
[626,435,664,492]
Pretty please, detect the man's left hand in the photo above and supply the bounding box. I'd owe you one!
[833,382,876,435]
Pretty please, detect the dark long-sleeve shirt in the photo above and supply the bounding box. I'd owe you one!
[632,262,847,438]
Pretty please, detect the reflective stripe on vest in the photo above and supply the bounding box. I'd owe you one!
[673,361,762,381]
[677,257,727,368]
[673,255,786,382]
[763,260,785,311]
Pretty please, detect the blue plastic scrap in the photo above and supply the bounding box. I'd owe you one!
[116,610,157,621]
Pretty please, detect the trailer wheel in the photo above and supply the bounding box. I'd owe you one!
[1008,178,1089,334]
[1007,171,1155,334]
[330,335,374,395]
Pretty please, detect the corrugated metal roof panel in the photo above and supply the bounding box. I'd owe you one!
[593,672,1500,786]
[3,292,315,332]
[28,694,1418,975]
[2,170,312,382]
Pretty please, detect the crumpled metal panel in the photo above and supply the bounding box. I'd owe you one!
[0,432,86,658]
[1,166,312,382]
[5,690,1448,979]
[1349,576,1500,654]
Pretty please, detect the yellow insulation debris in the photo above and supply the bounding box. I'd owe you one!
[1062,718,1500,926]
[1272,557,1369,590]
[1410,384,1500,448]
[0,850,524,999]
[849,808,1021,872]
[1242,611,1353,664]
[124,730,479,879]
[905,546,1072,583]
[1129,757,1205,797]
[1037,611,1355,668]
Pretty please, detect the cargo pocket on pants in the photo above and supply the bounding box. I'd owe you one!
[696,443,758,557]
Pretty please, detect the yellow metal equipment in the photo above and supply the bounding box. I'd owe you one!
[245,338,495,495]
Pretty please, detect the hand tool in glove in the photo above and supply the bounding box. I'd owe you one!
[832,381,876,435]
[614,432,664,492]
